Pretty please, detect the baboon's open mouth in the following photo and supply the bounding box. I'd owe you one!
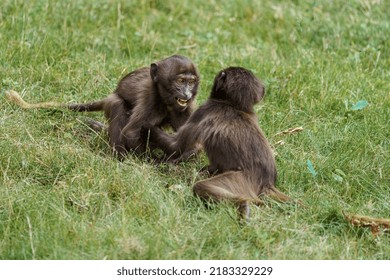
[176,98,189,107]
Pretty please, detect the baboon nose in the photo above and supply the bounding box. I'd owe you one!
[184,90,192,100]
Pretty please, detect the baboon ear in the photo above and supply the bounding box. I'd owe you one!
[219,71,226,80]
[211,70,226,99]
[216,71,226,90]
[260,84,265,99]
[150,63,158,82]
[254,83,265,103]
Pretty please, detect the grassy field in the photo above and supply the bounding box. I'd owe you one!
[0,0,389,259]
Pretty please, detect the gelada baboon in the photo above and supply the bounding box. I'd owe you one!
[142,67,296,219]
[6,55,199,157]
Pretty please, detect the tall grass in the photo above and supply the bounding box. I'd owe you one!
[1,0,389,259]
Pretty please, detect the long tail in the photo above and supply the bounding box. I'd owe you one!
[264,186,305,207]
[5,90,64,109]
[193,171,305,221]
[193,171,265,221]
[5,90,105,112]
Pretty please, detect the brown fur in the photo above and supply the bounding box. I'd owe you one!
[143,67,297,219]
[6,55,199,157]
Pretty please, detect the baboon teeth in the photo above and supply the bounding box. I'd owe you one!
[176,98,188,107]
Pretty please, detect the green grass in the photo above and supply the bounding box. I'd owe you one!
[1,0,389,259]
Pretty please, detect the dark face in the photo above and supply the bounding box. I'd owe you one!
[151,55,199,111]
[169,72,198,108]
[210,67,264,112]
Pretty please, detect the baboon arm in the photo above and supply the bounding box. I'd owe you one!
[172,123,201,157]
[145,126,175,153]
[168,106,194,131]
[146,120,201,162]
[166,108,205,161]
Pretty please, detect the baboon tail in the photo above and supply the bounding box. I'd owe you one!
[6,90,106,112]
[6,90,63,109]
[264,186,305,207]
[67,100,105,112]
[265,186,292,203]
[193,171,265,221]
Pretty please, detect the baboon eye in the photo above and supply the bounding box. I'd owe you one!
[188,79,196,86]
[177,78,184,84]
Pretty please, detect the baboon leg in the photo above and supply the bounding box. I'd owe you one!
[83,118,106,132]
[238,201,251,221]
[105,101,131,157]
